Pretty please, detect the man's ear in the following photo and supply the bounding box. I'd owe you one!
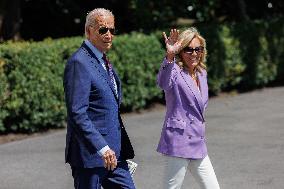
[85,26,91,38]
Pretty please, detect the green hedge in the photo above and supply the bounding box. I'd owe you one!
[267,18,284,83]
[198,24,245,94]
[109,33,164,110]
[0,39,74,132]
[198,18,284,93]
[0,18,283,133]
[0,34,164,132]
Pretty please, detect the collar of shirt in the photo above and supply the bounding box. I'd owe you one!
[84,39,107,70]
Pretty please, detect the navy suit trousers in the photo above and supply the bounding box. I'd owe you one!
[71,160,135,189]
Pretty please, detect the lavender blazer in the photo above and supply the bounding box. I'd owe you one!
[156,58,209,159]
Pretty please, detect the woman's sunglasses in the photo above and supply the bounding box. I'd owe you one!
[98,27,116,35]
[183,46,204,54]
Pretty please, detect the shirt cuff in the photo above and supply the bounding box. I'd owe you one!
[166,57,175,64]
[162,57,176,69]
[98,145,110,156]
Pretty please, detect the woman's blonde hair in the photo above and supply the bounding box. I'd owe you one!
[176,27,207,73]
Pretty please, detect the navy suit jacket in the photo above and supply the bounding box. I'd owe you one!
[63,41,134,168]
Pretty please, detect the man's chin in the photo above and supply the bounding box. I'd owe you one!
[100,44,112,52]
[105,43,112,50]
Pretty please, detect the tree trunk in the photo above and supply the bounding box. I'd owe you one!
[0,0,21,41]
[226,0,249,22]
[236,0,249,21]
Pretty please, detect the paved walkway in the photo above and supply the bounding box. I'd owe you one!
[1,87,284,189]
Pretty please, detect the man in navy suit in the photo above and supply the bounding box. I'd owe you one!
[63,8,135,189]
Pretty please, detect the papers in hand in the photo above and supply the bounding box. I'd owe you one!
[126,160,138,177]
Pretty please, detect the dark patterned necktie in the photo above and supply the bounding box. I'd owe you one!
[102,53,117,95]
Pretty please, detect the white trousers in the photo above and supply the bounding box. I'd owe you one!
[163,155,220,189]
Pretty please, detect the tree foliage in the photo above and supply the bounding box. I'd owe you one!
[0,0,283,41]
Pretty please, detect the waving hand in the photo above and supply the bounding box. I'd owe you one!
[163,29,182,60]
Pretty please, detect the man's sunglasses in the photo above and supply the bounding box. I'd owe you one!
[183,46,204,54]
[98,27,116,35]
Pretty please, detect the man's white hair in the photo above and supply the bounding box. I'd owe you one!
[85,8,114,38]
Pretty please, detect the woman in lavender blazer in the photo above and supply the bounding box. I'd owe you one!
[157,27,220,189]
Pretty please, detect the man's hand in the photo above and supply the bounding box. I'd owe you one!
[102,149,117,171]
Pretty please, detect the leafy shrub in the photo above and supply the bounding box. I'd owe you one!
[109,33,164,110]
[0,34,163,132]
[230,21,277,90]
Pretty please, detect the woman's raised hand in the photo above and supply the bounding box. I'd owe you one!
[163,29,181,56]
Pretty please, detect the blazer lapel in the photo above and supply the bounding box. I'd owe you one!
[180,70,204,116]
[81,42,120,104]
[197,71,208,111]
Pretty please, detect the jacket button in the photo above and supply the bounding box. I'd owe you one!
[201,136,204,139]
[188,135,192,139]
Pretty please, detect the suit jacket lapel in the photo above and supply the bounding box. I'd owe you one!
[112,68,122,105]
[81,42,120,104]
[180,70,204,116]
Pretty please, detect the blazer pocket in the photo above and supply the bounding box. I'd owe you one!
[166,118,186,129]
